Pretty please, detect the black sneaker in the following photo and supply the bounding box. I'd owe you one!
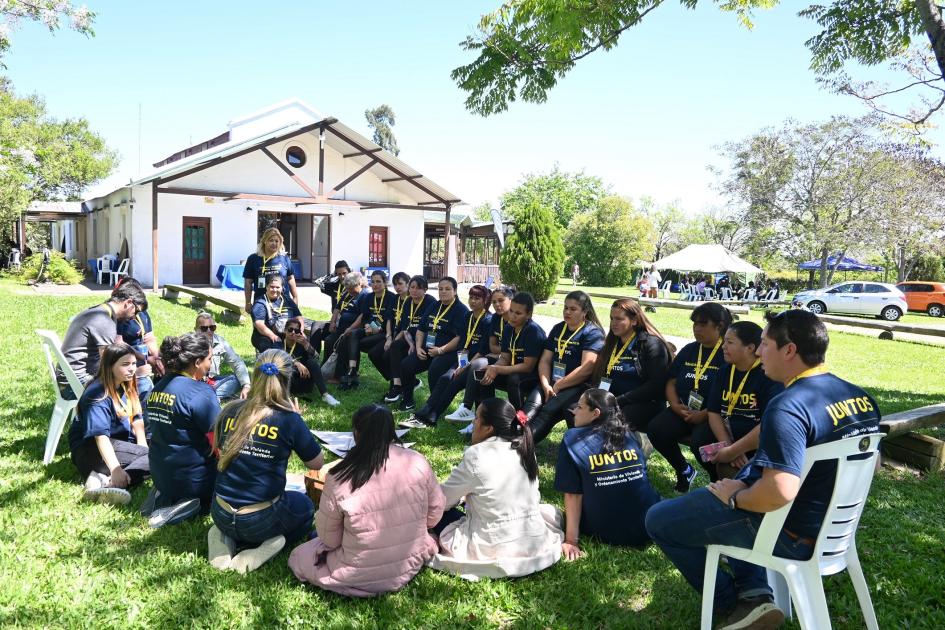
[384,386,402,403]
[339,373,360,391]
[716,596,784,630]
[400,398,416,412]
[675,465,698,493]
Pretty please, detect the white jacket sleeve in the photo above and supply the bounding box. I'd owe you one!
[440,449,480,508]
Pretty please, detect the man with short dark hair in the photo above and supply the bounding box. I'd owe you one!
[645,309,880,629]
[58,280,148,396]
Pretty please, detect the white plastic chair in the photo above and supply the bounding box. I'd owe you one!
[744,288,757,301]
[720,287,733,300]
[659,280,673,299]
[36,329,84,465]
[704,287,717,301]
[8,250,20,271]
[763,288,779,302]
[700,432,882,630]
[109,258,130,286]
[95,256,112,284]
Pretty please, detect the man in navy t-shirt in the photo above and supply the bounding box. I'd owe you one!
[645,309,880,630]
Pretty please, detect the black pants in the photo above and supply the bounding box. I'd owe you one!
[309,322,331,358]
[400,351,458,405]
[290,355,328,396]
[523,385,586,444]
[369,336,410,383]
[418,367,468,420]
[310,323,347,363]
[619,399,666,433]
[71,437,150,487]
[647,407,715,475]
[251,330,280,354]
[460,356,497,408]
[465,370,536,411]
[339,329,386,376]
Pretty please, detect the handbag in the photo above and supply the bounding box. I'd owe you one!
[321,351,338,378]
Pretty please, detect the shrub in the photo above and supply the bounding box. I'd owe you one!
[499,197,564,301]
[566,196,653,287]
[16,251,83,285]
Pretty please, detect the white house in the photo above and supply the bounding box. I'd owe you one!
[81,99,461,288]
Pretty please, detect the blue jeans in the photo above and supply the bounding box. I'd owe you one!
[211,491,314,546]
[645,488,814,612]
[212,375,241,401]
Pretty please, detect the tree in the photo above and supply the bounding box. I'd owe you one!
[717,117,895,288]
[566,195,653,286]
[470,201,494,222]
[364,104,400,155]
[500,166,608,231]
[499,196,564,300]
[640,196,686,260]
[0,79,116,226]
[1,1,95,65]
[452,1,945,125]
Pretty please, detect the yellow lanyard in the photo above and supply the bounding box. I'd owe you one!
[786,365,829,388]
[498,317,505,341]
[726,359,761,417]
[408,298,423,326]
[693,340,722,386]
[510,325,525,365]
[135,314,145,332]
[373,293,384,318]
[556,322,586,360]
[262,252,276,268]
[339,291,357,312]
[114,392,134,419]
[265,295,286,315]
[335,282,343,304]
[288,342,297,357]
[394,295,407,324]
[430,299,455,332]
[606,332,636,376]
[465,310,485,348]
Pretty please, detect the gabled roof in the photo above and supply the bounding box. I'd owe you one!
[130,99,460,208]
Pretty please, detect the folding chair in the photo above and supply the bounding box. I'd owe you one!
[109,258,130,286]
[720,287,733,300]
[763,288,778,302]
[659,280,673,300]
[95,257,112,285]
[744,288,757,301]
[701,433,882,630]
[704,287,717,301]
[36,329,84,465]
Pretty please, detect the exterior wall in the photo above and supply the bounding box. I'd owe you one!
[330,208,424,274]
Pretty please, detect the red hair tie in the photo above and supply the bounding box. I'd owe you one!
[515,410,528,426]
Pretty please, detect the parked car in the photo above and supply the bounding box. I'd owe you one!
[792,282,907,321]
[895,281,945,317]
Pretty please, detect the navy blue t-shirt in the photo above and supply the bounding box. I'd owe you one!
[68,381,138,451]
[736,371,880,538]
[420,298,470,347]
[461,310,492,352]
[544,321,605,376]
[668,341,725,406]
[555,427,661,546]
[602,334,643,397]
[214,408,322,506]
[251,295,302,328]
[337,289,371,332]
[389,294,410,332]
[399,294,435,335]
[243,252,295,302]
[707,362,783,427]
[116,311,153,367]
[478,314,508,356]
[501,319,547,366]
[146,374,221,499]
[359,290,396,329]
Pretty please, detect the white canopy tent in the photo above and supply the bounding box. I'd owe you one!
[653,244,762,275]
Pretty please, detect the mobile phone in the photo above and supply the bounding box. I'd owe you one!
[474,368,486,381]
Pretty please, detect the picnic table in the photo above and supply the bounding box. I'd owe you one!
[215,260,303,290]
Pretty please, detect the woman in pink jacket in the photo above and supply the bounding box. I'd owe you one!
[288,404,445,597]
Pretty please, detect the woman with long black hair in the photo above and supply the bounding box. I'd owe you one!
[382,275,434,404]
[288,405,445,597]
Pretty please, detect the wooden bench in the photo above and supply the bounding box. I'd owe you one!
[817,314,945,341]
[555,290,749,316]
[879,403,945,471]
[162,284,244,323]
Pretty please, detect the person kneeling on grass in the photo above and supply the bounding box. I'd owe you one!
[207,350,324,574]
[142,333,222,528]
[645,309,881,630]
[428,398,564,580]
[288,404,445,597]
[554,389,661,561]
[68,343,149,505]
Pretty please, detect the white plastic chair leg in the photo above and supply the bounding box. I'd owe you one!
[767,568,793,620]
[844,544,879,630]
[784,561,833,630]
[43,399,76,465]
[701,547,722,630]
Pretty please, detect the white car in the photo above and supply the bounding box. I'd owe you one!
[792,282,907,321]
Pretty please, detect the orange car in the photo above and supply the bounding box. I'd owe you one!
[895,281,945,317]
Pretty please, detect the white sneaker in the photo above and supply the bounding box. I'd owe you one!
[322,393,341,407]
[445,405,475,422]
[458,422,475,435]
[83,473,131,505]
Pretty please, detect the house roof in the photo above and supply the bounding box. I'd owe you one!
[25,201,85,221]
[129,99,461,209]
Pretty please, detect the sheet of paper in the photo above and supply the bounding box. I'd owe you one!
[311,429,410,457]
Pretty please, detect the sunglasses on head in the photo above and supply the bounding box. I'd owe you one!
[198,325,217,332]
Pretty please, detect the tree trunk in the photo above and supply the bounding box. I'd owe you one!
[819,247,830,288]
[917,0,945,80]
[826,248,847,286]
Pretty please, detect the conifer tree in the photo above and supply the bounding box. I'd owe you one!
[499,197,564,301]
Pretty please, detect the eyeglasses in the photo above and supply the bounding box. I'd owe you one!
[198,325,217,332]
[285,328,302,334]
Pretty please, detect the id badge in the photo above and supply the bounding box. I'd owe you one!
[425,334,436,348]
[457,350,469,368]
[599,378,612,392]
[257,277,265,289]
[369,319,382,332]
[552,361,566,382]
[687,391,705,411]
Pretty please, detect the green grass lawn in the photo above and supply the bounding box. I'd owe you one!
[1,279,943,628]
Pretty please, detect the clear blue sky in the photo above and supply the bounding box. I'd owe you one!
[6,1,942,215]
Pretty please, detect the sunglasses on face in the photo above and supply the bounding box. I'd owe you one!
[198,325,217,332]
[285,328,302,334]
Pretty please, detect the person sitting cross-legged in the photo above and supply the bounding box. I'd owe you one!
[278,320,340,407]
[194,312,251,402]
[288,404,445,597]
[645,309,881,630]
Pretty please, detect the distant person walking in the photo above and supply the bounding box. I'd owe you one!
[572,263,580,286]
[646,265,662,299]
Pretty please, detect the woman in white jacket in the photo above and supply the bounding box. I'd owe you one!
[430,398,563,580]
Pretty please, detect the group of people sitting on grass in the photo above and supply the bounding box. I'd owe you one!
[55,253,881,629]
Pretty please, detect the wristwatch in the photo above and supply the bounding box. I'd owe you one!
[728,489,744,510]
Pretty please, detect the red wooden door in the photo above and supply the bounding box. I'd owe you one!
[182,217,211,285]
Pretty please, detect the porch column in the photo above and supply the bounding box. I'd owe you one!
[443,204,451,278]
[151,182,159,291]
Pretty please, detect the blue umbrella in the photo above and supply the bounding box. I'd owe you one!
[797,254,882,272]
